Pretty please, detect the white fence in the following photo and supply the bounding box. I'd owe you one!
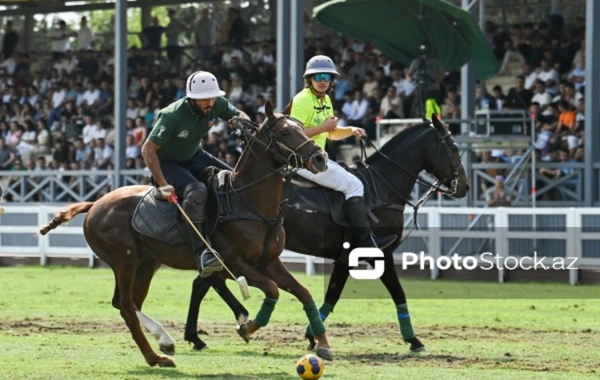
[0,204,599,285]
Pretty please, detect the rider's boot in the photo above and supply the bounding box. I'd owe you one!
[182,182,223,277]
[346,196,397,250]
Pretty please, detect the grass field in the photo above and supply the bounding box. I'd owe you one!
[0,266,599,380]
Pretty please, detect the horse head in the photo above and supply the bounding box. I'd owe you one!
[422,114,469,197]
[252,100,327,174]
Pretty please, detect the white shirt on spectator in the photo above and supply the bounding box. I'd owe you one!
[0,58,17,75]
[82,123,105,144]
[52,89,66,109]
[78,25,94,51]
[524,71,538,90]
[537,68,559,93]
[82,88,101,107]
[94,144,114,166]
[126,145,140,160]
[51,28,74,52]
[126,107,139,120]
[532,91,552,107]
[552,92,583,108]
[567,67,586,92]
[27,94,39,106]
[221,48,243,67]
[341,101,353,119]
[394,78,415,97]
[349,98,369,121]
[54,58,78,75]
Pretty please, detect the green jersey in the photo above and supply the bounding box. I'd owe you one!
[148,96,240,161]
[290,87,334,150]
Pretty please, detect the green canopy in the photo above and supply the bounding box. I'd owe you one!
[313,0,500,81]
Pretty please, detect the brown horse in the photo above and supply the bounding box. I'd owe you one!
[38,100,331,368]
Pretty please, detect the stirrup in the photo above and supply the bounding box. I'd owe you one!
[198,249,224,278]
[370,234,398,250]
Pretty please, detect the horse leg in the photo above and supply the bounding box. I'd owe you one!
[265,259,333,361]
[212,273,249,323]
[131,258,176,356]
[113,258,175,367]
[305,259,351,350]
[184,274,215,350]
[184,274,248,351]
[230,261,280,342]
[379,253,425,352]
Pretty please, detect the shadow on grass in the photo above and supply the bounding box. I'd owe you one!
[121,368,293,379]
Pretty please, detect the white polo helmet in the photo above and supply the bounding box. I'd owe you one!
[303,55,340,78]
[186,71,225,99]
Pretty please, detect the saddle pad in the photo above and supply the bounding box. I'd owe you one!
[131,188,186,245]
[285,185,351,227]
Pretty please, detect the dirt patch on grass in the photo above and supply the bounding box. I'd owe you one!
[1,318,597,374]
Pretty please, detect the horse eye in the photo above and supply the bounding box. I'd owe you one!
[281,129,290,136]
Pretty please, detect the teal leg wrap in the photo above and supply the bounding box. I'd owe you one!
[253,297,278,327]
[304,300,326,336]
[396,303,415,340]
[305,302,334,336]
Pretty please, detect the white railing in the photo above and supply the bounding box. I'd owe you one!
[0,204,598,285]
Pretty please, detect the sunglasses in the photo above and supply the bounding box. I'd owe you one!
[313,73,333,82]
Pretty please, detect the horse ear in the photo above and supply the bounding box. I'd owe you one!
[265,100,275,119]
[431,113,446,133]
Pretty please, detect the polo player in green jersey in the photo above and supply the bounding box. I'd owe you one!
[141,71,251,276]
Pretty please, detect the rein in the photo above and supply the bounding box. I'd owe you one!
[356,127,462,244]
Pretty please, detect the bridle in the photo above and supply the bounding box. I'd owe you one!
[359,125,463,197]
[227,115,322,191]
[358,123,464,242]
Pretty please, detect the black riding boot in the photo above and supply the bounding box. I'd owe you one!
[189,223,223,278]
[182,182,223,277]
[346,196,397,250]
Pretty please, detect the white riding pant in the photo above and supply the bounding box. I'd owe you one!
[295,159,364,200]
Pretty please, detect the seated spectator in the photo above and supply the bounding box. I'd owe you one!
[506,75,533,110]
[531,80,552,109]
[487,175,512,207]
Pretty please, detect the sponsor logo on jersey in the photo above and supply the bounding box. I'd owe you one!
[177,130,189,138]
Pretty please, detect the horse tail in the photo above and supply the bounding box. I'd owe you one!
[39,202,94,235]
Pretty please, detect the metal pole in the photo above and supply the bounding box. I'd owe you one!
[479,0,485,30]
[584,0,600,206]
[461,0,476,206]
[113,0,128,190]
[531,118,536,208]
[290,0,304,102]
[276,0,291,111]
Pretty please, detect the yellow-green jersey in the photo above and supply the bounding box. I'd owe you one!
[290,88,334,150]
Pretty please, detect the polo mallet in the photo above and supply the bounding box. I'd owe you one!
[168,192,251,301]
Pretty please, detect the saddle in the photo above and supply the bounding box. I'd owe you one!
[283,161,404,227]
[131,187,188,245]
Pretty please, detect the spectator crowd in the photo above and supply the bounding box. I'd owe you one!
[0,8,589,203]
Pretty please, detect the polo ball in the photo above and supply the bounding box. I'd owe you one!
[296,354,324,379]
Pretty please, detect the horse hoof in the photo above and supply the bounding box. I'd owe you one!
[406,337,426,352]
[237,324,250,343]
[315,347,333,361]
[156,355,176,368]
[305,334,316,350]
[159,343,175,356]
[193,342,208,351]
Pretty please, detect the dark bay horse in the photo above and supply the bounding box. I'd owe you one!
[38,100,333,367]
[183,115,470,352]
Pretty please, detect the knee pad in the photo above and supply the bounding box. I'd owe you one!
[182,182,208,223]
[344,176,364,199]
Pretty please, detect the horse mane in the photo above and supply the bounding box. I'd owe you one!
[365,121,433,164]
